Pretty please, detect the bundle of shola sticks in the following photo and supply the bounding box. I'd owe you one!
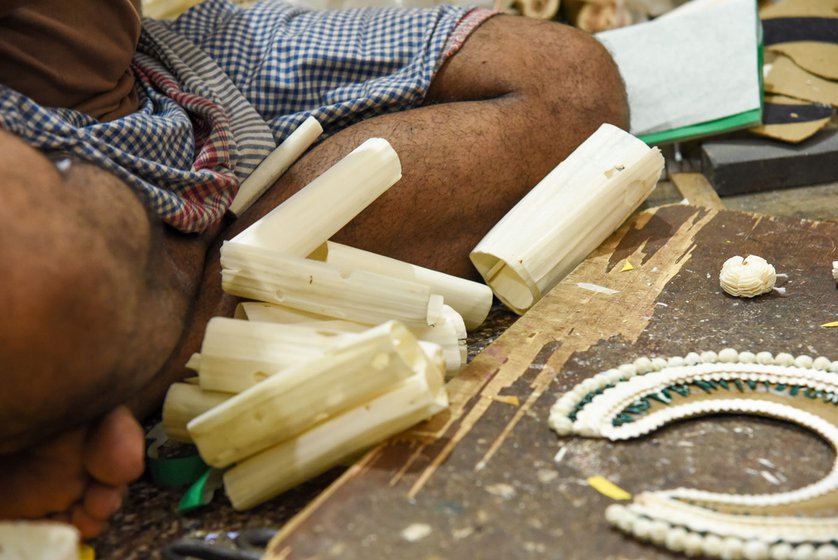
[163,135,489,509]
[235,301,468,377]
[162,122,662,509]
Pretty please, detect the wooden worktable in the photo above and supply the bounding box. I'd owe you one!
[265,204,838,559]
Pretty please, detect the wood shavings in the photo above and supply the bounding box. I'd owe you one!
[79,544,95,560]
[486,483,517,499]
[0,521,80,559]
[718,255,778,297]
[576,283,619,295]
[401,523,432,542]
[53,158,72,173]
[587,476,632,500]
[491,395,521,407]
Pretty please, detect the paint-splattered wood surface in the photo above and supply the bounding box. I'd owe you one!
[265,205,838,560]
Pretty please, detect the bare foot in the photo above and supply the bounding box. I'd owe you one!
[0,406,145,539]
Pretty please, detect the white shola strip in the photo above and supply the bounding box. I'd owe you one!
[235,301,360,324]
[0,521,80,560]
[195,316,356,393]
[188,321,432,468]
[236,301,467,375]
[228,116,323,216]
[418,340,447,376]
[470,124,664,314]
[223,356,448,510]
[308,241,493,330]
[231,138,402,257]
[184,353,201,372]
[418,305,467,375]
[162,382,232,443]
[221,241,444,329]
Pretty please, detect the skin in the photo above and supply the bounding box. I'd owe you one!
[0,15,628,539]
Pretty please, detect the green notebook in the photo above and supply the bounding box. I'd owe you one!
[596,0,763,145]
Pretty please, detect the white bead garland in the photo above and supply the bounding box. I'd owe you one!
[775,352,795,366]
[668,355,687,367]
[704,535,725,557]
[719,348,739,363]
[813,357,831,371]
[634,357,653,373]
[792,544,817,560]
[795,355,814,369]
[739,351,757,364]
[666,527,689,552]
[815,545,838,560]
[683,532,704,557]
[648,519,669,545]
[770,543,795,560]
[756,352,774,365]
[550,350,838,560]
[743,540,770,560]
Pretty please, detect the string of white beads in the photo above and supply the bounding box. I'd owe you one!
[553,350,838,560]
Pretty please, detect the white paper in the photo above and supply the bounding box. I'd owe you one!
[596,0,761,137]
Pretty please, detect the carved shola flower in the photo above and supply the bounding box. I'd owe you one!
[719,255,778,297]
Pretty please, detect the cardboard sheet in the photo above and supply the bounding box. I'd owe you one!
[765,54,838,107]
[761,0,838,80]
[750,94,835,143]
